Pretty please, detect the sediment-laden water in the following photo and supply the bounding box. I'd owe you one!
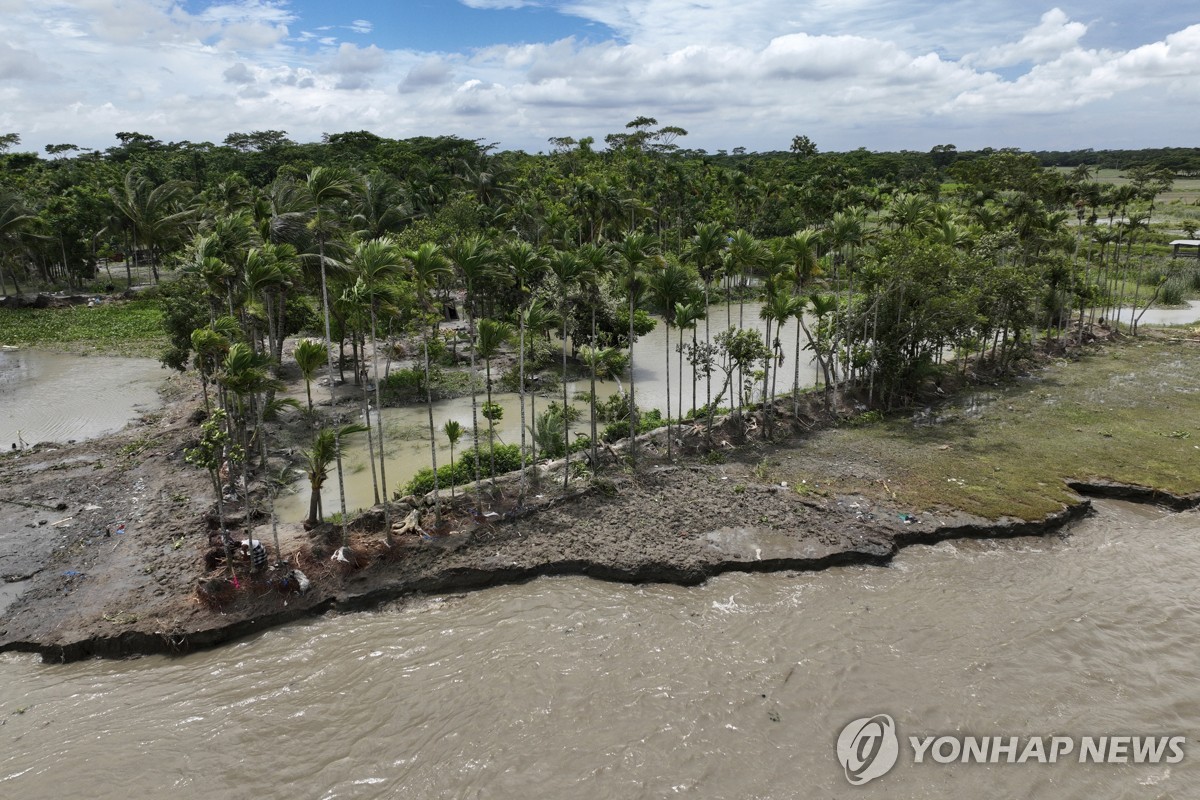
[2,499,1195,798]
[0,349,164,449]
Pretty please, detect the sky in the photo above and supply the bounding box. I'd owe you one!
[1,0,1197,157]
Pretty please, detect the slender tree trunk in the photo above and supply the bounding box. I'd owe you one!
[518,312,528,505]
[628,287,638,460]
[424,333,441,527]
[316,234,350,549]
[562,315,570,488]
[360,362,379,506]
[664,322,672,460]
[370,305,391,543]
[469,330,483,512]
[793,299,802,418]
[590,307,599,470]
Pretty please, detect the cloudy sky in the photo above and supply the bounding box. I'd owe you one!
[2,0,1197,156]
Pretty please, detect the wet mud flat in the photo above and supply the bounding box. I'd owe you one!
[6,336,1200,663]
[0,431,1091,663]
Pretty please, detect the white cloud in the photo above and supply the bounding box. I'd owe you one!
[966,8,1088,69]
[0,1,1197,155]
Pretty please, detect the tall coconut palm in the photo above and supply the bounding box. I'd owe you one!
[648,258,695,459]
[405,242,453,525]
[108,169,196,284]
[446,235,501,510]
[294,337,329,414]
[576,241,614,468]
[520,298,559,477]
[475,318,514,487]
[501,239,548,503]
[346,236,405,538]
[783,229,821,416]
[614,231,656,458]
[673,299,704,420]
[547,248,592,485]
[301,166,357,543]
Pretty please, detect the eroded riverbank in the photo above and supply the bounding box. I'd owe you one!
[4,335,1200,663]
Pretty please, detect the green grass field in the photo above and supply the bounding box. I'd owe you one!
[767,338,1200,520]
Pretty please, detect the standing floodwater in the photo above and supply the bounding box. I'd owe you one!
[1,499,1197,797]
[0,349,164,448]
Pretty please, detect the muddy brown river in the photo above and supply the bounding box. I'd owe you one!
[1,499,1196,798]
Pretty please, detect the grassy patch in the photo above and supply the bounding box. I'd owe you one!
[768,339,1200,520]
[0,300,166,357]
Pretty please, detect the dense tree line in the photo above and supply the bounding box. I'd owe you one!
[2,122,1193,550]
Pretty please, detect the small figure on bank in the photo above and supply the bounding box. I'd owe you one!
[240,538,267,572]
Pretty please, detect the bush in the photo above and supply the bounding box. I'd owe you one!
[601,408,664,443]
[402,444,523,496]
[1160,277,1187,306]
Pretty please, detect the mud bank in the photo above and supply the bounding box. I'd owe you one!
[1,453,1107,663]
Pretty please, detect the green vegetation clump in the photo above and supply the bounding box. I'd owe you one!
[0,300,165,355]
[403,444,522,496]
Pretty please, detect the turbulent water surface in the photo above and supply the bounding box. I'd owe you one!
[2,499,1196,798]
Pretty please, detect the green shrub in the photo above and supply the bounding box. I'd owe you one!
[601,408,664,442]
[1160,277,1187,306]
[402,444,523,496]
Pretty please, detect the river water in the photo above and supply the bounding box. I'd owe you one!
[2,499,1196,798]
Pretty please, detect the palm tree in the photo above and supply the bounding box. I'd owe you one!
[406,242,453,525]
[443,420,464,500]
[673,300,704,420]
[301,166,357,544]
[725,229,763,329]
[759,280,801,435]
[547,248,592,485]
[648,258,695,459]
[294,337,329,414]
[108,169,196,284]
[520,298,559,477]
[301,423,368,530]
[351,172,413,240]
[806,293,839,408]
[826,208,868,384]
[614,231,656,457]
[576,241,614,467]
[783,229,821,416]
[346,236,405,534]
[217,342,285,556]
[190,326,230,413]
[446,235,502,509]
[476,317,514,487]
[501,239,547,503]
